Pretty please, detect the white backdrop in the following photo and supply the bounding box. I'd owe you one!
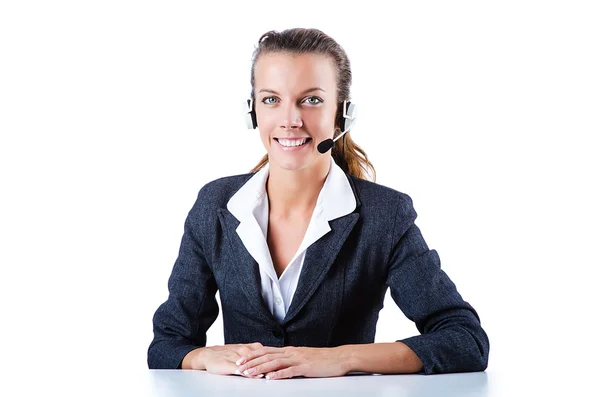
[1,1,598,395]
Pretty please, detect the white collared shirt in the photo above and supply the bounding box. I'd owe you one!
[226,157,356,322]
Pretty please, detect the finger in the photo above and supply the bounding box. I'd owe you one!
[236,346,252,365]
[239,352,284,372]
[218,352,252,377]
[267,366,300,380]
[235,350,253,366]
[245,357,294,377]
[236,343,266,365]
[237,346,282,366]
[235,367,264,379]
[238,346,286,365]
[233,361,263,378]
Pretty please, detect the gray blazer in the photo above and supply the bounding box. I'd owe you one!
[147,172,489,374]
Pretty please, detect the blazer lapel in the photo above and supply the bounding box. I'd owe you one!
[282,212,360,325]
[217,208,275,323]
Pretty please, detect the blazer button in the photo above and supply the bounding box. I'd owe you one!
[270,329,284,338]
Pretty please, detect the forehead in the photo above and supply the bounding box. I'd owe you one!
[254,52,337,95]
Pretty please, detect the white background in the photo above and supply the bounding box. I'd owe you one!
[1,1,598,395]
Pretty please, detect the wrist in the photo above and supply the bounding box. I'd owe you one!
[334,345,357,374]
[182,347,207,370]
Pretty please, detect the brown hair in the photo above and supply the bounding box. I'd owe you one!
[248,28,376,182]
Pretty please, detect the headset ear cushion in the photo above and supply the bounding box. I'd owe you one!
[245,112,256,129]
[337,101,356,132]
[245,99,258,129]
[345,102,356,130]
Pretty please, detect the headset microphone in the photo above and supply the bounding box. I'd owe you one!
[317,123,353,153]
[317,139,334,154]
[317,100,357,154]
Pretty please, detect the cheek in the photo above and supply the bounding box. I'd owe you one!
[259,129,271,146]
[305,110,335,134]
[256,111,277,132]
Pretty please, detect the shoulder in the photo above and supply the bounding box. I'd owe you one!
[348,175,416,215]
[189,172,255,213]
[348,175,420,242]
[199,172,254,199]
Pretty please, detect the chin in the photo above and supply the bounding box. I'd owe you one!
[272,160,308,172]
[269,154,329,174]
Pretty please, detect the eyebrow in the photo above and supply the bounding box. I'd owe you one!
[258,87,326,95]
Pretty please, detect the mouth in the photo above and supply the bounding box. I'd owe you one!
[274,137,312,148]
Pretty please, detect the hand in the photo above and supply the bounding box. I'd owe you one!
[236,346,349,380]
[189,343,266,378]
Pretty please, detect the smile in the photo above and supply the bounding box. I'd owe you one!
[274,137,312,151]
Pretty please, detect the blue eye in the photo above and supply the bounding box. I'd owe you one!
[261,96,278,104]
[304,96,323,105]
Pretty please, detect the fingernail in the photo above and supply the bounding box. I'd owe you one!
[243,370,250,375]
[235,369,240,375]
[258,374,264,378]
[236,358,244,365]
[266,375,271,380]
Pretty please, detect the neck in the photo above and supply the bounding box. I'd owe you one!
[266,159,331,220]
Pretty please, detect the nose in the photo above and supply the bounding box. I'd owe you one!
[280,102,303,130]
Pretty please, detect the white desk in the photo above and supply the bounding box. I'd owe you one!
[144,370,489,396]
[8,369,595,396]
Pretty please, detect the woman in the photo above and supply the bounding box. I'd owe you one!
[147,28,489,380]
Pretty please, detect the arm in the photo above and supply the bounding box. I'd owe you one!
[147,194,220,369]
[337,342,422,374]
[385,194,490,374]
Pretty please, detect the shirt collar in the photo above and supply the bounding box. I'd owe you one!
[227,157,357,223]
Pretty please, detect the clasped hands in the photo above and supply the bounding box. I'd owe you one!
[195,342,348,380]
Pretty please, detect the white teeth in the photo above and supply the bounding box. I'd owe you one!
[278,138,308,147]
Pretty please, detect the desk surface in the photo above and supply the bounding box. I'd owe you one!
[144,370,490,396]
[8,368,595,396]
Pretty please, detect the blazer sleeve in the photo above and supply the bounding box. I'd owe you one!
[147,195,219,369]
[386,194,490,374]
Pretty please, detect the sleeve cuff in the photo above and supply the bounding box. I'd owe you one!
[148,342,202,369]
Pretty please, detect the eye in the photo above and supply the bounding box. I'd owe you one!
[261,96,279,105]
[303,96,323,105]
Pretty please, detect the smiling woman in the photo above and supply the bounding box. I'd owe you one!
[147,28,489,380]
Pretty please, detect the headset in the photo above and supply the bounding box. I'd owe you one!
[244,98,357,154]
